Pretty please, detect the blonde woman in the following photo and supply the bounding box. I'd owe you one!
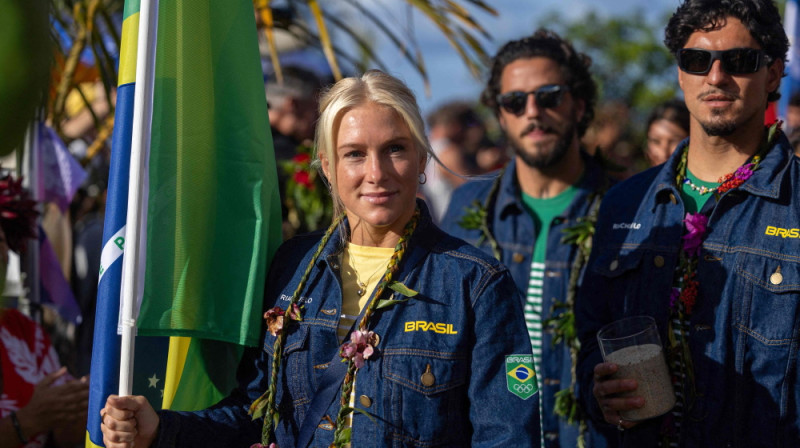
[101,70,538,448]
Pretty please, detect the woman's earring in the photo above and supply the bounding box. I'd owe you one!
[419,173,427,185]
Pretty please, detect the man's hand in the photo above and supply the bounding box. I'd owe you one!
[15,367,89,437]
[101,395,159,448]
[593,362,644,430]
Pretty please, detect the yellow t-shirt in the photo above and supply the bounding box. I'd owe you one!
[338,242,393,443]
[338,243,394,342]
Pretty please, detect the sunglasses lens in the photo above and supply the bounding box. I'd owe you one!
[679,48,764,74]
[535,86,564,108]
[680,49,712,73]
[499,92,528,114]
[498,85,566,114]
[721,49,760,74]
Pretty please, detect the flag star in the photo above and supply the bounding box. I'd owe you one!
[160,389,164,398]
[148,374,160,388]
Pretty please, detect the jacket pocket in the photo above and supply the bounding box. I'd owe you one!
[264,324,312,422]
[731,253,800,446]
[734,253,800,345]
[382,348,469,447]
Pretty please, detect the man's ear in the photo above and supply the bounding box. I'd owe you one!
[766,58,784,97]
[574,97,586,125]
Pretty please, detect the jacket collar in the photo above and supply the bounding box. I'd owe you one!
[495,149,610,217]
[654,130,794,200]
[318,199,439,273]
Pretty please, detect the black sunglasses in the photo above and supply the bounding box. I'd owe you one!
[496,84,569,115]
[677,48,769,75]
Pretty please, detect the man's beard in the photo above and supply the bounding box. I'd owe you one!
[700,110,737,137]
[697,91,739,137]
[513,121,576,169]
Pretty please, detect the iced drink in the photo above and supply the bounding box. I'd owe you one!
[605,343,675,420]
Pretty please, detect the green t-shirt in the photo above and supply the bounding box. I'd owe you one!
[680,168,720,214]
[521,186,577,446]
[520,186,577,380]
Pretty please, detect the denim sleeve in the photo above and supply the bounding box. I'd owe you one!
[153,344,267,447]
[574,224,614,425]
[468,269,541,447]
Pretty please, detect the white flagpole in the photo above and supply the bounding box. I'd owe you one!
[118,0,159,396]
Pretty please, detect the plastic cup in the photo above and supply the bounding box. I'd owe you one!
[597,315,676,421]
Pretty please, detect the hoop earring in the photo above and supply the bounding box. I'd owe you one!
[419,173,427,185]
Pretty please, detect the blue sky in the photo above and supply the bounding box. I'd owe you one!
[363,0,684,116]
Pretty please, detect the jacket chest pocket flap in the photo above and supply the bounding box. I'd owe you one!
[592,249,645,278]
[263,323,309,357]
[383,349,467,395]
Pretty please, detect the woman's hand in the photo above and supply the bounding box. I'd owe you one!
[101,395,159,448]
[592,362,644,430]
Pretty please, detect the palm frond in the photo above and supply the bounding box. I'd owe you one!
[307,0,342,80]
[254,0,283,83]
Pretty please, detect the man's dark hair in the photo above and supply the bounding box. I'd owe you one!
[427,101,481,130]
[664,0,788,103]
[481,29,597,137]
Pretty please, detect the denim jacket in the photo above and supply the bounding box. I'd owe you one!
[154,202,539,447]
[440,152,617,448]
[576,134,800,448]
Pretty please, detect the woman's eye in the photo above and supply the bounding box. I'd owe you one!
[343,150,364,158]
[388,144,404,153]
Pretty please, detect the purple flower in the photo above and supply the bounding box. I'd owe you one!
[734,163,754,180]
[734,163,754,181]
[286,303,302,321]
[682,213,708,257]
[340,330,378,368]
[669,287,680,308]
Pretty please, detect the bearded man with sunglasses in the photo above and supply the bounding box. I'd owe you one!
[441,30,618,448]
[575,0,800,446]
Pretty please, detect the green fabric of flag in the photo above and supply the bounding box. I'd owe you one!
[136,0,280,347]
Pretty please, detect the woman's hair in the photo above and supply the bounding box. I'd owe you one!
[313,70,431,219]
[646,99,690,135]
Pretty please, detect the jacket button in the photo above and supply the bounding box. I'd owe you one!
[770,271,783,285]
[653,256,665,268]
[372,333,380,346]
[421,364,435,387]
[512,253,525,263]
[359,395,372,407]
[609,260,619,271]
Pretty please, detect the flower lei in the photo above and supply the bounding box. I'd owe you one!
[670,123,777,316]
[249,209,420,448]
[664,123,778,444]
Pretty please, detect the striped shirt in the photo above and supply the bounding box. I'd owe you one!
[521,186,578,446]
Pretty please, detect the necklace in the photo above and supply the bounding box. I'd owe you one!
[347,248,389,297]
[681,176,719,195]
